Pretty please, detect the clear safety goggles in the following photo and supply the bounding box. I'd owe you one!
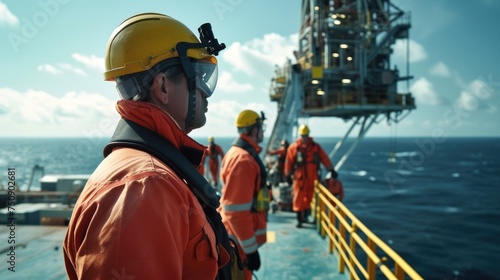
[193,57,218,98]
[260,122,267,132]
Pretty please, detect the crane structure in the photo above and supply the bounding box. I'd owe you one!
[267,0,416,170]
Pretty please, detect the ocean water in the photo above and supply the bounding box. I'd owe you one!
[1,136,499,280]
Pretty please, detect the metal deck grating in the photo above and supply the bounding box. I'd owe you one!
[254,211,347,280]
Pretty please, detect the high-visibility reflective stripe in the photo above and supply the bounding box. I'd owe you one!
[222,201,253,212]
[255,228,267,237]
[240,235,257,247]
[243,243,258,254]
[229,234,259,254]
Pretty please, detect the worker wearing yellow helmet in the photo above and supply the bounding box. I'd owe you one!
[219,109,268,279]
[285,124,338,228]
[206,136,225,187]
[104,13,224,132]
[63,13,235,279]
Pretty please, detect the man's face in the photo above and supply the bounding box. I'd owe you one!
[164,76,208,132]
[256,123,264,143]
[191,89,208,130]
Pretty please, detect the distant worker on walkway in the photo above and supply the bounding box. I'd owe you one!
[219,109,268,280]
[285,124,337,228]
[63,13,234,279]
[267,139,289,183]
[323,170,344,202]
[207,136,225,187]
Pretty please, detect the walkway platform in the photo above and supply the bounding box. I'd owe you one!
[0,211,347,279]
[0,225,67,280]
[255,211,347,280]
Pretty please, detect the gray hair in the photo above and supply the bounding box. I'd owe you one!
[117,63,185,101]
[237,126,252,135]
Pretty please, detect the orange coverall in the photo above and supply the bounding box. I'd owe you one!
[284,137,333,211]
[63,100,229,280]
[207,143,224,185]
[324,178,344,201]
[219,134,267,280]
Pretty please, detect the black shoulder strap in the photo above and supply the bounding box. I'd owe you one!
[105,119,235,279]
[232,137,268,185]
[104,119,219,209]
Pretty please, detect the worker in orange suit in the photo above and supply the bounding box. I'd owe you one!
[207,136,225,187]
[285,124,337,228]
[267,139,289,183]
[63,13,233,279]
[219,109,268,280]
[323,170,344,202]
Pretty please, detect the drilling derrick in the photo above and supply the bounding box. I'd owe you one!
[267,0,415,170]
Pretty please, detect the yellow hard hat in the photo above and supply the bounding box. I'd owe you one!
[298,124,310,135]
[236,110,265,128]
[104,13,216,81]
[208,136,214,142]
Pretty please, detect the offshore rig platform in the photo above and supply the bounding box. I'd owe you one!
[267,0,416,169]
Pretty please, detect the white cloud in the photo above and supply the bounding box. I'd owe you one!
[37,63,86,76]
[217,71,254,93]
[455,79,495,112]
[37,64,62,75]
[0,2,18,27]
[221,33,298,77]
[21,90,60,123]
[430,61,450,77]
[393,39,427,63]
[72,53,105,71]
[194,100,245,137]
[0,88,116,127]
[193,100,274,137]
[410,77,443,106]
[57,91,116,118]
[58,63,86,76]
[468,79,493,100]
[37,54,102,76]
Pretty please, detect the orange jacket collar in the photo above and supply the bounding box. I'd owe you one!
[116,100,206,153]
[239,133,262,154]
[297,136,314,146]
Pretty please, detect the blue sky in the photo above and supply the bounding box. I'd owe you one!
[0,0,499,138]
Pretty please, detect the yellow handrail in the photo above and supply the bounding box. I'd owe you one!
[312,180,423,280]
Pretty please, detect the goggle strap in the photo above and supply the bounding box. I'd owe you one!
[176,42,200,131]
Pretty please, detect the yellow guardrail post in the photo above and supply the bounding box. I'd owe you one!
[349,223,357,279]
[367,239,376,279]
[339,210,346,274]
[313,184,322,236]
[313,181,423,280]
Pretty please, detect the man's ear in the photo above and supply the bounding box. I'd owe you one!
[151,73,169,104]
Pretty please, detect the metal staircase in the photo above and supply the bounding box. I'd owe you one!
[266,64,304,153]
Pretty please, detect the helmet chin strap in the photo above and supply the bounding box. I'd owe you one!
[185,76,197,132]
[175,28,226,131]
